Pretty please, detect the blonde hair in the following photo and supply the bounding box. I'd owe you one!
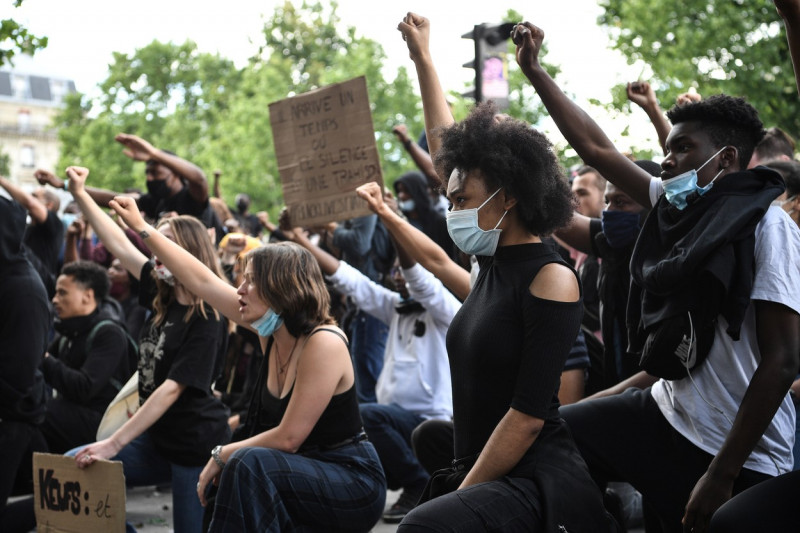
[151,215,224,325]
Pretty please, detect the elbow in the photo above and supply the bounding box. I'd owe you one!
[281,434,304,454]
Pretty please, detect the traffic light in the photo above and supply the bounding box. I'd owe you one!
[462,22,515,109]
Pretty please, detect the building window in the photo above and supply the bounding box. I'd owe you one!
[18,109,30,132]
[20,145,35,168]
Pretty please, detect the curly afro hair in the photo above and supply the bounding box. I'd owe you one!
[666,94,765,170]
[433,103,574,236]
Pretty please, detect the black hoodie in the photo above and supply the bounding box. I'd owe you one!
[0,196,50,423]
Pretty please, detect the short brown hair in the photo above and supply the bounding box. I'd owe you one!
[247,242,335,337]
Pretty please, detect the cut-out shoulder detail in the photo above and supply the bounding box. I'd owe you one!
[528,262,580,303]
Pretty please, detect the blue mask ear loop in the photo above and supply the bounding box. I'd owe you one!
[478,188,508,230]
[476,187,503,210]
[697,146,729,191]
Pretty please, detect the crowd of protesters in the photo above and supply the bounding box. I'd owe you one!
[3,2,800,532]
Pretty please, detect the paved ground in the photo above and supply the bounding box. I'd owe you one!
[129,485,404,533]
[127,485,646,533]
[22,484,645,532]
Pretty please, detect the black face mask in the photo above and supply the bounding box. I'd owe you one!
[146,179,170,199]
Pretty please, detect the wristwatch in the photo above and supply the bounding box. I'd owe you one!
[211,445,226,469]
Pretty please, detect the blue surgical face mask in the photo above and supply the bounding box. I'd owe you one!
[446,187,508,256]
[61,213,78,230]
[398,199,415,212]
[663,146,728,210]
[251,307,283,337]
[601,210,642,249]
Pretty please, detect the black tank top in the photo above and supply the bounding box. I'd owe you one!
[247,327,363,447]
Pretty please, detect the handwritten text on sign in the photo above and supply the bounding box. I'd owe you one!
[269,76,383,227]
[33,452,125,533]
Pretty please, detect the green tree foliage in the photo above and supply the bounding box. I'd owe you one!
[599,0,798,140]
[55,0,424,215]
[1,0,48,67]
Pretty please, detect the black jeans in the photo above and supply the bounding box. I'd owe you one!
[0,420,46,533]
[561,388,772,533]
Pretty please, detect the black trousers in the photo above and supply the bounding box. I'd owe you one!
[561,387,771,533]
[709,469,800,532]
[0,420,46,533]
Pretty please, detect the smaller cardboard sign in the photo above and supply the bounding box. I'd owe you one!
[33,452,126,533]
[269,76,384,227]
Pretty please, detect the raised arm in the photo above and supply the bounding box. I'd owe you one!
[37,168,129,208]
[65,167,148,279]
[280,214,341,276]
[0,176,49,224]
[115,133,209,205]
[513,22,654,208]
[108,196,242,325]
[554,212,594,255]
[398,13,454,159]
[626,81,671,155]
[776,0,800,96]
[393,124,441,188]
[357,181,470,300]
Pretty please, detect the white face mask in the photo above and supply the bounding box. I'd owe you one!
[446,187,508,256]
[154,263,175,286]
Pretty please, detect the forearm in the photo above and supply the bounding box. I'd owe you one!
[582,370,659,401]
[0,177,47,222]
[641,102,671,155]
[523,65,651,208]
[110,379,185,450]
[553,212,594,254]
[85,186,121,208]
[63,235,80,265]
[412,55,454,158]
[137,224,241,322]
[73,190,145,276]
[293,231,340,276]
[378,205,470,300]
[407,142,441,186]
[223,426,299,459]
[460,408,542,488]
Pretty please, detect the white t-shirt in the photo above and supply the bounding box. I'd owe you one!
[649,177,800,475]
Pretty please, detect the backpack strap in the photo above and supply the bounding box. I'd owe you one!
[86,320,139,392]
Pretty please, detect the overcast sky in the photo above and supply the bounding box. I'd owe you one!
[7,0,660,151]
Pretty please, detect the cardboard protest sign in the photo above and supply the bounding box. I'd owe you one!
[269,76,383,227]
[33,452,125,533]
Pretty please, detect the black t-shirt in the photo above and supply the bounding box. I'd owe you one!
[137,187,225,242]
[137,261,231,466]
[446,243,583,461]
[23,210,64,276]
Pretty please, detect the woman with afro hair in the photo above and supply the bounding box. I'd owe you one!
[392,12,613,533]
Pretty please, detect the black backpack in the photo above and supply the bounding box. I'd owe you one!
[58,320,139,392]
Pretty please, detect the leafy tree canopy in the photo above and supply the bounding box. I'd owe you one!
[55,1,425,215]
[599,0,797,142]
[1,0,48,67]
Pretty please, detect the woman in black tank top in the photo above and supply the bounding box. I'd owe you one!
[110,199,386,533]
